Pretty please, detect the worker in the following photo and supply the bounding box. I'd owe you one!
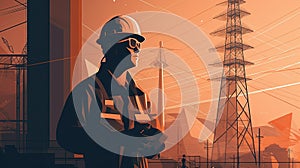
[56,15,165,168]
[182,154,187,168]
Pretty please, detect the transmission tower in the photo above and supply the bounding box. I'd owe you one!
[210,0,256,167]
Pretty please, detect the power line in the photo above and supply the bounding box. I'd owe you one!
[249,27,300,50]
[250,62,300,100]
[273,67,300,72]
[14,57,298,113]
[251,60,299,78]
[140,37,299,86]
[169,21,300,70]
[58,1,300,100]
[26,57,70,67]
[136,51,299,94]
[0,21,27,33]
[251,6,300,37]
[163,80,300,112]
[145,2,299,54]
[14,0,27,7]
[248,35,300,59]
[0,3,25,12]
[82,2,300,84]
[241,8,300,56]
[138,0,171,13]
[144,4,217,42]
[142,25,300,79]
[168,63,299,100]
[253,79,299,101]
[251,46,299,65]
[156,54,299,97]
[0,5,26,16]
[248,84,300,110]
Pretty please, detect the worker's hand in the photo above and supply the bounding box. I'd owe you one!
[138,126,166,158]
[121,125,167,157]
[138,134,166,158]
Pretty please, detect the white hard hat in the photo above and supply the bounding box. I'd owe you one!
[96,15,145,45]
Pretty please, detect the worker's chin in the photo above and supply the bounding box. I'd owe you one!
[126,61,137,69]
[130,59,138,67]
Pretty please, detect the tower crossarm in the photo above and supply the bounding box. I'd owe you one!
[210,26,253,37]
[223,58,253,66]
[215,43,253,52]
[214,9,250,21]
[209,75,252,81]
[209,58,253,67]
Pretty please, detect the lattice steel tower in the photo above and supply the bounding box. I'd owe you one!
[210,0,256,167]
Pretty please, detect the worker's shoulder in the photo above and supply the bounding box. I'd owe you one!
[71,74,98,94]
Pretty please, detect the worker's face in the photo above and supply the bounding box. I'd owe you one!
[118,38,141,67]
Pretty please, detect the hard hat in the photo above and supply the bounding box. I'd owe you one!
[96,15,145,45]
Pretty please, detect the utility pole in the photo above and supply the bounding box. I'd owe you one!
[256,128,264,168]
[157,41,165,130]
[153,41,167,131]
[232,155,235,168]
[288,148,291,168]
[204,139,212,168]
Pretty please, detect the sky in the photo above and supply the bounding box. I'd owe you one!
[0,0,26,53]
[78,0,300,160]
[79,0,300,126]
[1,0,300,162]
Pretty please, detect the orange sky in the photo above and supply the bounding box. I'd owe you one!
[1,0,300,161]
[79,0,300,125]
[0,0,26,53]
[80,0,300,160]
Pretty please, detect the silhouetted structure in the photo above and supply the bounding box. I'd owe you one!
[152,41,168,131]
[27,0,50,152]
[0,53,27,150]
[210,0,256,167]
[181,154,187,168]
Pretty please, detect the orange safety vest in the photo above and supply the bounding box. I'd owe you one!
[94,76,160,132]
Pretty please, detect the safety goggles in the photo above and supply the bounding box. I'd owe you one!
[118,38,141,50]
